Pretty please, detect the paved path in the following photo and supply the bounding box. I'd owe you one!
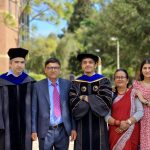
[32,139,74,150]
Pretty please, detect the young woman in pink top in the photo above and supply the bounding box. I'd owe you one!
[133,58,150,150]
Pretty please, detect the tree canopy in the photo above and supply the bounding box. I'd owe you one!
[3,0,149,79]
[57,0,150,78]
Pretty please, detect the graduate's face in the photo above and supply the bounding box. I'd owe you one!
[9,57,26,76]
[44,62,61,81]
[81,58,97,76]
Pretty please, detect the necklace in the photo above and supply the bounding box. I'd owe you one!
[118,88,128,95]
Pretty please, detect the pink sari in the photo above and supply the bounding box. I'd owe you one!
[133,81,150,150]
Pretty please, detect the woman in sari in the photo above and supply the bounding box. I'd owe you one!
[107,69,144,150]
[133,58,150,150]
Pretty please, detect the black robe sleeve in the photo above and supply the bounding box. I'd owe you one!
[0,86,4,129]
[31,83,38,133]
[69,81,90,120]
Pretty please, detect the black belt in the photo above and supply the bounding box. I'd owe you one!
[49,123,63,130]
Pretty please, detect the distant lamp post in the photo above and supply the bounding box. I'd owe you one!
[95,49,102,74]
[111,37,120,69]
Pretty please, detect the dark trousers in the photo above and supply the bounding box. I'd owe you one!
[0,129,5,150]
[39,126,69,150]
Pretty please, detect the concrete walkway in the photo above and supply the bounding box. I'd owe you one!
[32,139,74,150]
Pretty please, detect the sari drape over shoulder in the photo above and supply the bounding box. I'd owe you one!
[109,88,140,150]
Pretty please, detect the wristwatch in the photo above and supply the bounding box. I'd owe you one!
[144,100,149,105]
[127,119,132,125]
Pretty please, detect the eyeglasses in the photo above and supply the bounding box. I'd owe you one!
[46,67,60,71]
[114,76,127,80]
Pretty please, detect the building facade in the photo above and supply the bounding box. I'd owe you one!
[0,0,28,73]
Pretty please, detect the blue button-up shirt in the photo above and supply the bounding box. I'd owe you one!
[47,79,63,125]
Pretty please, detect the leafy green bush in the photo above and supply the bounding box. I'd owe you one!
[29,72,45,81]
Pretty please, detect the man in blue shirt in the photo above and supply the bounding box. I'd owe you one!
[31,58,76,150]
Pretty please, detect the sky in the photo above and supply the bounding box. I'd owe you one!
[30,1,106,37]
[31,19,68,37]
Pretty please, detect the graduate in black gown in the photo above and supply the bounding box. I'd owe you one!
[69,53,112,150]
[0,48,35,150]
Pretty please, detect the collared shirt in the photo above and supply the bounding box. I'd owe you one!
[84,72,95,76]
[7,69,22,77]
[47,78,63,126]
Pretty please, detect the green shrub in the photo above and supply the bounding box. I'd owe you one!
[29,72,45,81]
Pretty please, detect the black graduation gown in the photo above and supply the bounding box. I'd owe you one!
[69,74,112,150]
[0,73,35,150]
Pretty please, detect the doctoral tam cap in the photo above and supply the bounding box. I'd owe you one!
[77,53,99,63]
[8,48,28,60]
